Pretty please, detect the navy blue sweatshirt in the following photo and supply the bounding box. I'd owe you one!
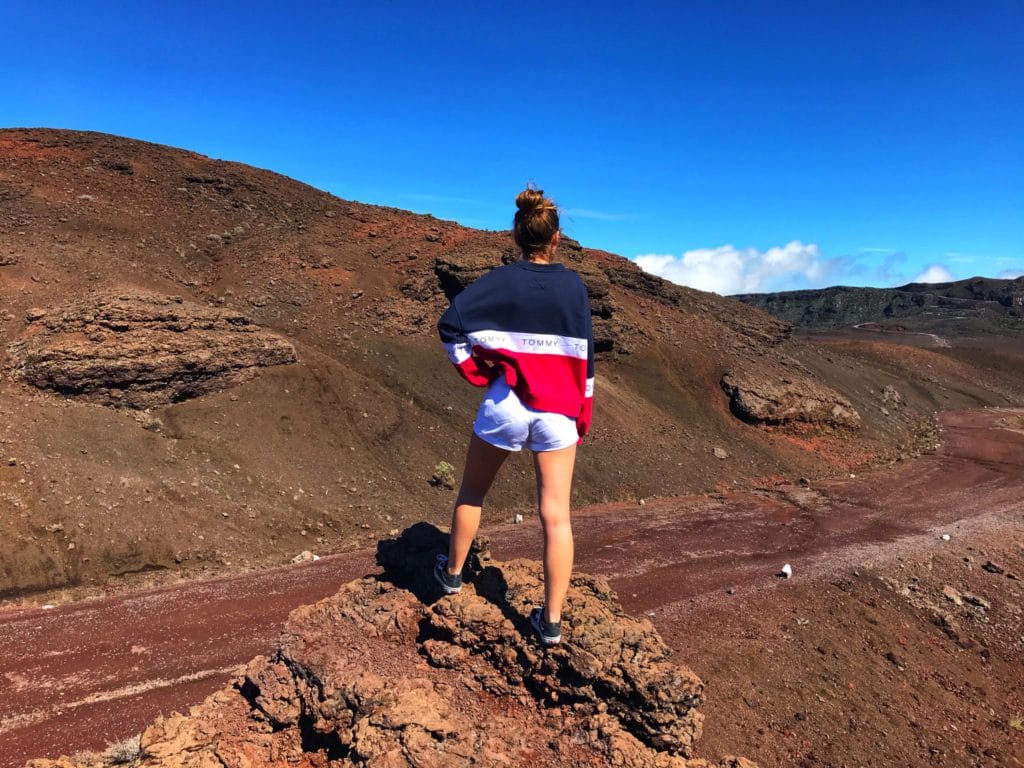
[437,260,594,438]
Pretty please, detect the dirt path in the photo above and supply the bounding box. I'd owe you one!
[852,323,953,348]
[2,408,1022,767]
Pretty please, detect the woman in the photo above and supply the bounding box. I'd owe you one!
[434,185,594,646]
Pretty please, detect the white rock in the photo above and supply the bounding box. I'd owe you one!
[940,533,951,541]
[513,513,524,524]
[779,563,793,579]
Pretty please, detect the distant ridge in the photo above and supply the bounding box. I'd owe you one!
[734,276,1024,335]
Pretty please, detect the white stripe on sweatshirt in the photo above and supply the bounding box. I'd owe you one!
[443,341,474,365]
[465,330,589,360]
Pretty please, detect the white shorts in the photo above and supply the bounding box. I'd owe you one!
[473,378,578,453]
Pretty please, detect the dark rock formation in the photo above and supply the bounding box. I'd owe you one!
[721,372,861,429]
[433,248,517,302]
[903,275,1024,308]
[734,276,1024,335]
[7,292,296,408]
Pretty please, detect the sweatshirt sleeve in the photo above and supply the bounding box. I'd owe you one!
[437,299,493,387]
[576,282,595,440]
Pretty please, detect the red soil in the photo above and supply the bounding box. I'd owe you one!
[3,408,1022,767]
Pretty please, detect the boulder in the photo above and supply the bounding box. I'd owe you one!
[721,372,861,429]
[7,291,296,408]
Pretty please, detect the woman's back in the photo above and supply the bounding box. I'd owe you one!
[435,184,593,647]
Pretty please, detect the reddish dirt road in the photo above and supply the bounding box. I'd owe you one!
[2,407,1023,767]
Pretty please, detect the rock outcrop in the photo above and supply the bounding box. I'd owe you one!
[7,292,296,408]
[721,371,861,429]
[28,525,756,768]
[1002,279,1024,308]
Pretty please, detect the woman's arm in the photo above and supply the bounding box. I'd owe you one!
[438,300,493,387]
[576,282,594,439]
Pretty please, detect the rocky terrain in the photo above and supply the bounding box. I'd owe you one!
[25,525,757,768]
[3,128,1022,601]
[7,406,1022,767]
[734,277,1024,336]
[1,127,1021,768]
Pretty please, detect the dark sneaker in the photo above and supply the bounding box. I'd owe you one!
[529,606,562,646]
[433,554,463,594]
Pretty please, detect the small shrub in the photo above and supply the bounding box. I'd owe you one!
[103,734,142,765]
[430,460,456,490]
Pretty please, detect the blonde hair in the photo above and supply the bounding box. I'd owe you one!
[513,184,560,256]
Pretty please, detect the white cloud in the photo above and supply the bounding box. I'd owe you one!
[634,241,828,295]
[999,268,1024,279]
[912,264,954,284]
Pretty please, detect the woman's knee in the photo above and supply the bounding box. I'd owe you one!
[456,487,487,508]
[539,504,572,532]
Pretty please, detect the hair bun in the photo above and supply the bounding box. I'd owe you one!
[513,184,560,256]
[515,186,548,213]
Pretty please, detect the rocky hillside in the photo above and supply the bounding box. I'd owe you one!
[734,277,1024,335]
[2,129,1022,598]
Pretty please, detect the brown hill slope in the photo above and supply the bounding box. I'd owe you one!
[1,128,1022,599]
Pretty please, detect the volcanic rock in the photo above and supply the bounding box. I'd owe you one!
[720,371,861,429]
[28,524,756,768]
[434,249,515,300]
[7,291,296,408]
[942,585,963,606]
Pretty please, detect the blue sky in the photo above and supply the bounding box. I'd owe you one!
[3,1,1022,294]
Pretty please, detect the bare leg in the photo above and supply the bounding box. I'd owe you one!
[447,433,509,573]
[533,443,577,622]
